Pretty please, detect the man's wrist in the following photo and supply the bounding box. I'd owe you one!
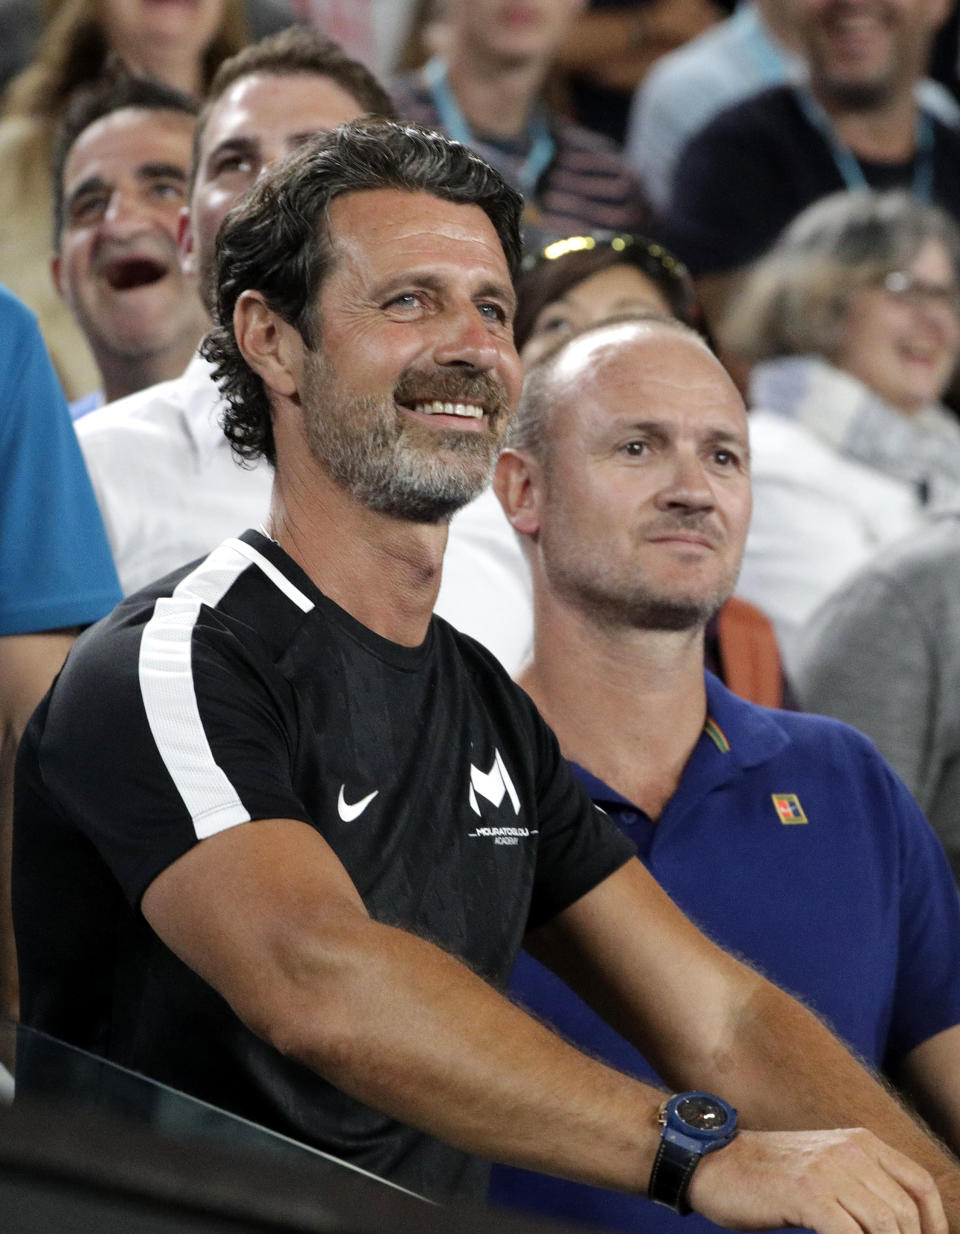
[648,1092,739,1214]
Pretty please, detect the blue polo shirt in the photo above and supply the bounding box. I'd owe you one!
[490,672,960,1233]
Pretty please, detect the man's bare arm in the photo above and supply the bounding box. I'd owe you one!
[895,1027,960,1158]
[143,817,951,1233]
[0,631,75,1022]
[531,858,960,1224]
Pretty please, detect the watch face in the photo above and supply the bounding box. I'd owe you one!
[675,1095,730,1132]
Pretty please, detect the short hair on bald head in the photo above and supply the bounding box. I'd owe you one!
[506,312,706,464]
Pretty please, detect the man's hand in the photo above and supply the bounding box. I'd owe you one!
[691,1128,947,1234]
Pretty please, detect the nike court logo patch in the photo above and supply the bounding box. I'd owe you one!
[337,785,378,822]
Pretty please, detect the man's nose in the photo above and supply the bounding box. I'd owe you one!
[102,191,151,233]
[655,449,715,511]
[432,303,500,370]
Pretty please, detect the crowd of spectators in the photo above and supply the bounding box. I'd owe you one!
[5,1,960,1231]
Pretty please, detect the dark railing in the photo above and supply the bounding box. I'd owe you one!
[0,1018,592,1234]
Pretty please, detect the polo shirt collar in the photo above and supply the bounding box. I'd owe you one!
[572,672,791,829]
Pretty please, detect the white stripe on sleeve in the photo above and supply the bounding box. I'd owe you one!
[137,538,313,840]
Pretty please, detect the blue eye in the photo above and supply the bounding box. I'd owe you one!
[478,302,507,322]
[388,293,420,309]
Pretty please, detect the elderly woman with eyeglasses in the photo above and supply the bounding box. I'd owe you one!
[719,189,960,669]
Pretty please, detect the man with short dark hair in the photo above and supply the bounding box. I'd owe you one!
[15,119,960,1229]
[183,24,396,311]
[51,72,207,417]
[489,312,960,1231]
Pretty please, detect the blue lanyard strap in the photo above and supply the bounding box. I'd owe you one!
[423,55,556,201]
[793,86,935,202]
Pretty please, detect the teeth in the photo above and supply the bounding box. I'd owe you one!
[411,401,483,419]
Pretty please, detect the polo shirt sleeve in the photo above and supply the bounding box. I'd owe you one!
[0,287,121,634]
[885,759,960,1066]
[524,702,636,932]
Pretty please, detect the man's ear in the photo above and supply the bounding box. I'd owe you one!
[493,448,543,538]
[178,207,194,276]
[51,253,65,300]
[233,290,300,400]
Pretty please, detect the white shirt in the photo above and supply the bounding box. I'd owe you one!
[736,409,921,672]
[77,352,532,673]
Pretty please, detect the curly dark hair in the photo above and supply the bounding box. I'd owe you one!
[201,118,523,466]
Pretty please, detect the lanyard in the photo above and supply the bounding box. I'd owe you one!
[794,86,935,202]
[423,55,556,203]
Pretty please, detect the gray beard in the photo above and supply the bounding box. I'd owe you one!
[301,350,508,523]
[312,400,497,523]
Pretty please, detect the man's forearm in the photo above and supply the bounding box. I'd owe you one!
[256,913,951,1234]
[248,913,670,1193]
[146,822,952,1234]
[688,969,960,1221]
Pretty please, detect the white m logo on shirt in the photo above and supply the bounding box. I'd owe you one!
[468,749,521,817]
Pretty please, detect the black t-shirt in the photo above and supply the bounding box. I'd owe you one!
[663,84,960,276]
[14,529,634,1204]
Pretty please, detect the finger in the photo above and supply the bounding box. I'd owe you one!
[837,1177,923,1234]
[870,1143,947,1234]
[830,1131,943,1234]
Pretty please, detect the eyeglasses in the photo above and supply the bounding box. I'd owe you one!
[882,270,960,315]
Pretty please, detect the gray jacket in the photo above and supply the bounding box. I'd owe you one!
[795,508,960,880]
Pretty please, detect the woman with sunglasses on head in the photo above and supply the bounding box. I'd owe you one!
[720,190,960,671]
[514,230,703,364]
[513,229,791,710]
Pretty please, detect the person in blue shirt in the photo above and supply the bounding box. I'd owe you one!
[491,313,960,1232]
[0,283,121,1023]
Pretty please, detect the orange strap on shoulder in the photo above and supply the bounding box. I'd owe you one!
[716,597,785,710]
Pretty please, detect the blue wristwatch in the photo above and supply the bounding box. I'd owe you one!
[648,1091,739,1214]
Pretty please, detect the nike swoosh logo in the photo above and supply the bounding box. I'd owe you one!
[337,785,379,822]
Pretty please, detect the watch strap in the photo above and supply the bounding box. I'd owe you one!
[648,1133,699,1215]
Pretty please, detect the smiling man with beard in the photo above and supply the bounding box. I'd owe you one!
[51,70,208,417]
[15,120,960,1228]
